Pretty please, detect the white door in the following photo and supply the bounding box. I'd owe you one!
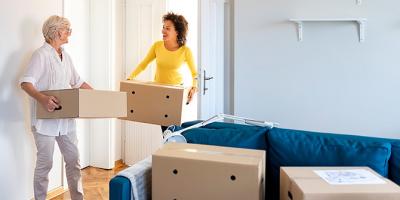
[198,0,228,119]
[87,0,119,169]
[123,0,166,165]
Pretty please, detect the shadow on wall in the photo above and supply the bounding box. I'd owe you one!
[0,18,42,199]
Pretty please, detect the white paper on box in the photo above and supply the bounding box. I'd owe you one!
[314,169,386,185]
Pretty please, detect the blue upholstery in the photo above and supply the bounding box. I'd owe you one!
[267,128,391,176]
[181,122,268,150]
[109,176,131,200]
[390,142,400,185]
[266,128,392,200]
[109,121,400,200]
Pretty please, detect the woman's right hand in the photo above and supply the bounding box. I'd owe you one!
[38,94,60,112]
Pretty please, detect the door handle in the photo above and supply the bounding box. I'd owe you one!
[203,70,214,95]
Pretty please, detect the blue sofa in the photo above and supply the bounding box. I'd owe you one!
[109,121,400,200]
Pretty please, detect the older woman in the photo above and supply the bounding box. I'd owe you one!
[20,15,91,200]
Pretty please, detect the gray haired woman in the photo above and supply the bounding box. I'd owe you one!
[20,15,92,200]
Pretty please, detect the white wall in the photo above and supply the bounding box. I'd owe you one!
[234,0,400,139]
[0,1,63,198]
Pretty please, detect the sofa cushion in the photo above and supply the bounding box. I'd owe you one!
[390,142,400,185]
[266,128,392,200]
[181,122,269,150]
[328,135,400,186]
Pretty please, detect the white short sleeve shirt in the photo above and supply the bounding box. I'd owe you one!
[20,42,84,136]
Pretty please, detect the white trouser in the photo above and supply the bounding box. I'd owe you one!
[33,131,83,200]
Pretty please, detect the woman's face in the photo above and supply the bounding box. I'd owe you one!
[162,20,178,43]
[58,27,72,44]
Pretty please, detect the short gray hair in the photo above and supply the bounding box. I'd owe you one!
[42,15,71,42]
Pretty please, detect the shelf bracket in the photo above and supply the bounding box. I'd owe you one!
[356,19,366,42]
[294,21,303,41]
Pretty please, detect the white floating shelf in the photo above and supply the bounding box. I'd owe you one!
[289,18,367,42]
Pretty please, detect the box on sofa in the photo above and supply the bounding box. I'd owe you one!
[280,167,400,200]
[152,143,265,200]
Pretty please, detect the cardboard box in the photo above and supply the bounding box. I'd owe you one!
[152,143,265,200]
[280,167,400,200]
[36,89,127,119]
[119,80,196,126]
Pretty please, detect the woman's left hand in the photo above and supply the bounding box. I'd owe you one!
[187,86,197,104]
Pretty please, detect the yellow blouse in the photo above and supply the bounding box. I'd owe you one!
[128,41,198,86]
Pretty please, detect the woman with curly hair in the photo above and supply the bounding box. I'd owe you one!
[127,12,198,106]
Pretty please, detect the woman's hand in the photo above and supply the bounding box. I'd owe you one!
[38,94,60,112]
[79,82,93,89]
[186,86,197,104]
[20,82,60,112]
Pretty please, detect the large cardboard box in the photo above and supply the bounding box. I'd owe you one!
[36,89,127,119]
[119,80,196,126]
[280,167,400,200]
[152,143,265,200]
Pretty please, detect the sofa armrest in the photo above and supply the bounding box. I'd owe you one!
[109,176,131,200]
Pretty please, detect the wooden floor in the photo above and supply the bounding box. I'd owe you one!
[52,162,127,200]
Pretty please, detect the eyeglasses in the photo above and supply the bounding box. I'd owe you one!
[66,28,72,34]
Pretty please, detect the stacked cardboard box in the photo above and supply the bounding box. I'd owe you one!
[152,143,265,200]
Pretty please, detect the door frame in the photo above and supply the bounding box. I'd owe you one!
[198,0,233,119]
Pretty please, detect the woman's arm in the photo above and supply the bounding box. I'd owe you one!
[127,43,157,80]
[185,47,198,88]
[185,47,198,103]
[21,82,59,112]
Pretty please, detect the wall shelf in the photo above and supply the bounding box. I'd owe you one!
[289,18,367,42]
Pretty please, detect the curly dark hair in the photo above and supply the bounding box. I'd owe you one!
[163,12,188,47]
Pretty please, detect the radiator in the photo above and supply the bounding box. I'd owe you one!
[124,121,163,166]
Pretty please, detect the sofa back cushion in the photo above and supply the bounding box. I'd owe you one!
[267,128,392,200]
[181,122,269,150]
[330,135,400,186]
